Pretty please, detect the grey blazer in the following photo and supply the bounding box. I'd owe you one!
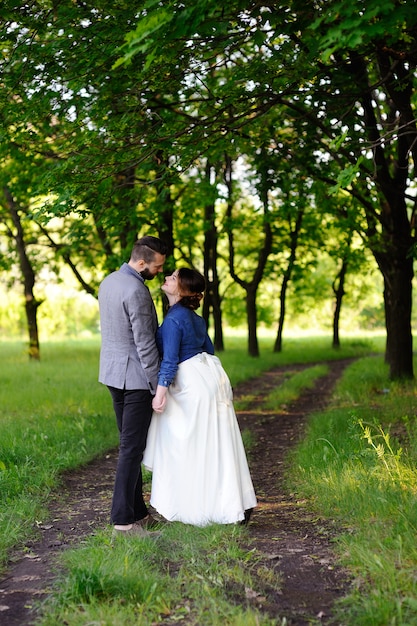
[98,263,160,392]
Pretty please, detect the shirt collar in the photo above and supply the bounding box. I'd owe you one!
[121,262,145,283]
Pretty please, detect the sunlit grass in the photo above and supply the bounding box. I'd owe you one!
[0,333,388,625]
[289,354,417,625]
[0,339,116,568]
[263,363,329,409]
[219,333,382,386]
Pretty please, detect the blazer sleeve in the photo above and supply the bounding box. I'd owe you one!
[126,285,159,386]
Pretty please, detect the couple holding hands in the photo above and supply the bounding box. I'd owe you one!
[98,236,256,535]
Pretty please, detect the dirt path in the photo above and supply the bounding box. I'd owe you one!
[0,359,353,625]
[235,361,353,624]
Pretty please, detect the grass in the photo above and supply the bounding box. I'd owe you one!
[5,332,410,625]
[218,333,376,386]
[1,334,351,570]
[0,339,116,567]
[40,524,280,626]
[288,355,417,625]
[263,363,329,409]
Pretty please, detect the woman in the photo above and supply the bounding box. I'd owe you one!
[143,268,257,526]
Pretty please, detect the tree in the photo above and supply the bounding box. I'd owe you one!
[1,2,178,325]
[201,161,224,351]
[279,0,417,378]
[116,0,417,378]
[3,0,416,377]
[224,154,273,357]
[1,188,42,359]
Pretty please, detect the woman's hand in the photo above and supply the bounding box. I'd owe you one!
[152,385,167,413]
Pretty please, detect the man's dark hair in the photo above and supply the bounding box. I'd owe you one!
[130,236,168,263]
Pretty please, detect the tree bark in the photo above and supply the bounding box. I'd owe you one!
[378,252,414,379]
[332,258,348,349]
[201,161,224,350]
[246,286,259,357]
[274,272,287,354]
[349,50,415,379]
[203,202,224,350]
[153,156,176,316]
[4,187,41,360]
[274,206,304,353]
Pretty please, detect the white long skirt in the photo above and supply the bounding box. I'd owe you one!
[143,353,257,526]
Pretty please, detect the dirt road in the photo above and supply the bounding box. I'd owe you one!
[0,359,352,625]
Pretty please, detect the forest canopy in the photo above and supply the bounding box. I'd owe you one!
[1,0,416,378]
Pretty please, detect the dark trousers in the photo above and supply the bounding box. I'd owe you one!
[108,386,153,525]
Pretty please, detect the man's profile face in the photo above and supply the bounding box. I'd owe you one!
[140,253,166,280]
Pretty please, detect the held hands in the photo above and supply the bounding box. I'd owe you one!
[152,385,167,413]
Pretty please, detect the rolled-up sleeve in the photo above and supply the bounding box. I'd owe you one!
[157,317,182,387]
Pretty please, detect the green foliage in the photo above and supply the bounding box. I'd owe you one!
[1,0,416,379]
[116,0,249,75]
[310,0,417,62]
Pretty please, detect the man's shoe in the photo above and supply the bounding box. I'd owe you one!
[112,523,161,539]
[136,513,165,529]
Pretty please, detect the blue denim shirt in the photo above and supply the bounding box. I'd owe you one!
[157,303,214,387]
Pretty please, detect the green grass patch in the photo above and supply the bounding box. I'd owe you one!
[0,339,116,568]
[0,334,384,624]
[288,354,417,625]
[39,524,279,626]
[263,363,329,409]
[219,333,380,386]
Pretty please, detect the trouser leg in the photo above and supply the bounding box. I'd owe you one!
[108,387,153,525]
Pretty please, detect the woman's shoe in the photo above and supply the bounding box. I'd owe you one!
[239,508,253,526]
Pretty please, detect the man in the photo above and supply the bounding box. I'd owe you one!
[98,235,167,535]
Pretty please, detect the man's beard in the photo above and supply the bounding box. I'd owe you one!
[140,268,155,280]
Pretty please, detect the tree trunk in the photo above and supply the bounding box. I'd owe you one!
[274,273,288,353]
[211,289,224,351]
[274,206,304,353]
[4,187,41,360]
[153,160,176,317]
[25,297,41,360]
[349,50,415,380]
[224,153,272,357]
[369,198,414,380]
[203,162,224,351]
[380,257,414,379]
[203,223,224,351]
[247,287,259,357]
[332,258,348,349]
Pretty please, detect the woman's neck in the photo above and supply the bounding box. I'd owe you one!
[167,294,180,307]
